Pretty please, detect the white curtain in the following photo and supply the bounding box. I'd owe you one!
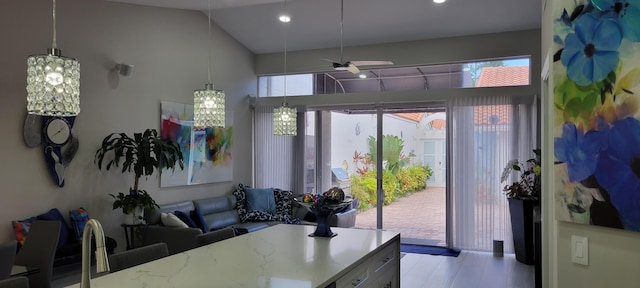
[253,105,296,190]
[450,94,536,252]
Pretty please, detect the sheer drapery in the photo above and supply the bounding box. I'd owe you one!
[253,105,296,190]
[450,94,536,252]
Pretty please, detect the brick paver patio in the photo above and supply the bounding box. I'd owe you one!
[354,187,446,245]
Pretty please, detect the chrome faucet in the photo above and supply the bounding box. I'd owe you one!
[80,219,110,288]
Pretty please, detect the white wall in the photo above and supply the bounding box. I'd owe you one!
[542,1,640,287]
[0,0,256,248]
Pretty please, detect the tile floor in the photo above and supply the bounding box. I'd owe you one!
[401,251,535,288]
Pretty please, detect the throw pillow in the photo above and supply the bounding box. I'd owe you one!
[273,189,294,221]
[37,208,70,248]
[69,207,89,242]
[244,187,276,214]
[11,217,36,245]
[174,210,198,228]
[160,213,188,228]
[233,184,248,221]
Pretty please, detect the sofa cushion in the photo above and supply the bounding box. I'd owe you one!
[231,222,270,235]
[194,196,240,231]
[37,208,70,248]
[161,213,188,228]
[146,200,196,225]
[69,208,89,242]
[174,210,198,228]
[244,187,276,214]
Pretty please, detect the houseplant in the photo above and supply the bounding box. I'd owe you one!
[501,149,541,265]
[95,128,184,224]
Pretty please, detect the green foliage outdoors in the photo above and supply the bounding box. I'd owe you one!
[350,134,433,211]
[350,165,432,212]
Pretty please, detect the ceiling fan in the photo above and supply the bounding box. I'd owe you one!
[325,0,394,74]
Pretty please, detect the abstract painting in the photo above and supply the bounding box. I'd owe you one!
[160,101,233,187]
[553,0,640,231]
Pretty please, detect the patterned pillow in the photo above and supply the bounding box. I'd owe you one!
[273,189,293,221]
[233,184,249,221]
[233,184,295,223]
[69,208,89,241]
[11,217,36,245]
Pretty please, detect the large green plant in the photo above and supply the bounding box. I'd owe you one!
[94,129,184,212]
[366,135,414,175]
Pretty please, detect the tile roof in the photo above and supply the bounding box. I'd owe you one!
[394,113,424,123]
[476,66,530,87]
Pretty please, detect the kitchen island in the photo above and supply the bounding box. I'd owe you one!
[66,224,400,288]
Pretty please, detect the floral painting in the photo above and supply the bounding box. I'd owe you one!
[553,0,640,231]
[160,101,233,187]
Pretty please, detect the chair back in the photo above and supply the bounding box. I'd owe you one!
[14,221,60,288]
[196,227,236,247]
[108,243,169,272]
[0,241,17,280]
[0,276,29,288]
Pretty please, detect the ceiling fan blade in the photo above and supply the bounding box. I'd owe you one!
[347,63,360,74]
[350,60,394,66]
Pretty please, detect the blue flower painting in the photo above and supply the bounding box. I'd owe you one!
[554,0,640,232]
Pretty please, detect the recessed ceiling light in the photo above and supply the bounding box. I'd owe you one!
[359,74,367,79]
[279,15,291,23]
[433,0,446,3]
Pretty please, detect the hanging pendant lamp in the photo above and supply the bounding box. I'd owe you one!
[26,0,80,116]
[273,0,297,136]
[194,0,225,129]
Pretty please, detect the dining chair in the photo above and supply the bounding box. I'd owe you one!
[0,241,17,280]
[0,276,29,288]
[108,242,169,272]
[13,221,60,288]
[196,227,236,247]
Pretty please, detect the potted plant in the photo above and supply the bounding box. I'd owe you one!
[95,128,184,224]
[500,149,541,265]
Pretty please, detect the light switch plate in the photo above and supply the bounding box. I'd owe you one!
[571,235,589,266]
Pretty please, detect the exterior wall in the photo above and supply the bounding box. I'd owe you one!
[330,113,418,176]
[0,0,256,247]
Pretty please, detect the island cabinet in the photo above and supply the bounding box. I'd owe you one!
[65,224,400,288]
[335,239,399,288]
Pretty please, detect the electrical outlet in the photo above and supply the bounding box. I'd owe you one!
[571,235,589,266]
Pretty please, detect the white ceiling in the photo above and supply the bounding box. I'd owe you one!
[105,0,541,54]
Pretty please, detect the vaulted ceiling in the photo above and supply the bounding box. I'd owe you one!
[104,0,542,54]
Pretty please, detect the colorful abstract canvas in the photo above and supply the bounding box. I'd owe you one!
[553,0,640,231]
[160,101,233,187]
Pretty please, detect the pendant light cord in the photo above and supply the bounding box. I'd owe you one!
[207,0,212,84]
[339,0,343,63]
[52,0,57,49]
[283,0,288,104]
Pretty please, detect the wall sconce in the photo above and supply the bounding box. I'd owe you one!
[114,63,134,77]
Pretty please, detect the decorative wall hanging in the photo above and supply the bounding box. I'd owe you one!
[23,114,78,187]
[553,0,640,231]
[160,101,233,187]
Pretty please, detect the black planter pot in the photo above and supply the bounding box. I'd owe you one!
[508,198,537,265]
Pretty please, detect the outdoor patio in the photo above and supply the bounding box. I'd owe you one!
[354,187,446,246]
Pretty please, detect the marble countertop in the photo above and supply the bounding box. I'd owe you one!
[65,224,399,288]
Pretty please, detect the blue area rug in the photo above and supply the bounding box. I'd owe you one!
[400,244,461,257]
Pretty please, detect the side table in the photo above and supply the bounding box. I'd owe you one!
[121,223,146,250]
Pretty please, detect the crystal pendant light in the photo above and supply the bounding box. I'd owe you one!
[273,0,297,136]
[26,0,80,116]
[194,0,225,128]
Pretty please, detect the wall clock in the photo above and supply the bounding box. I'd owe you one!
[44,117,71,146]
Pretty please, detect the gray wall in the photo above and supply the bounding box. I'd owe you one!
[542,1,640,287]
[0,0,256,247]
